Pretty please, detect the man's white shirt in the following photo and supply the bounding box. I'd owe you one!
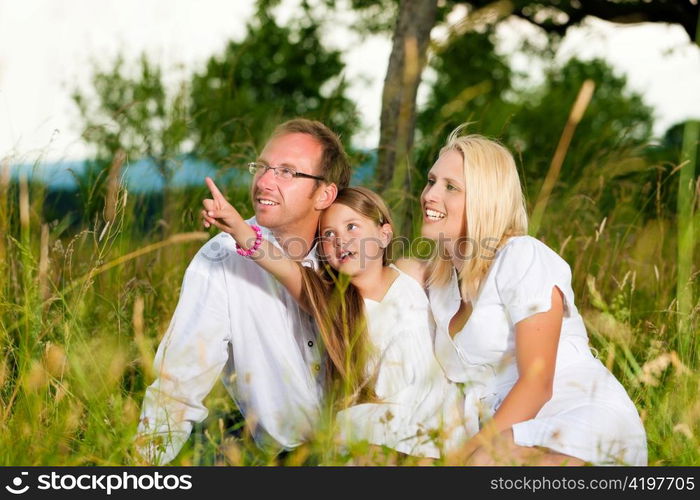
[137,218,323,464]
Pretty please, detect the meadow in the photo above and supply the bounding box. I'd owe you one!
[0,134,697,465]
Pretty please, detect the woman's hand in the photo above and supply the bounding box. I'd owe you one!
[456,287,563,464]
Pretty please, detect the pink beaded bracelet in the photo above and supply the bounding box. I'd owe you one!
[235,224,263,257]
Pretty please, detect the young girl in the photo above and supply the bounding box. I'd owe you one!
[202,179,465,459]
[414,131,647,465]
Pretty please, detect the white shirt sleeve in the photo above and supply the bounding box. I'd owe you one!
[494,236,573,326]
[136,253,231,465]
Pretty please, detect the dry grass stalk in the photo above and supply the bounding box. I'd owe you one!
[39,223,50,301]
[530,79,595,236]
[19,173,29,230]
[104,149,126,224]
[132,296,153,380]
[0,158,9,288]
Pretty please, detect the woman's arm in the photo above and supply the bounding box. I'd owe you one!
[201,177,304,305]
[462,286,564,456]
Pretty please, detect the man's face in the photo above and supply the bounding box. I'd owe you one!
[251,132,324,232]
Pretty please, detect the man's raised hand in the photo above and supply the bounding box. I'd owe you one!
[201,177,245,234]
[202,181,303,304]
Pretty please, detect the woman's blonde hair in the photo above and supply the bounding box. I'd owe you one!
[300,187,394,408]
[427,129,528,301]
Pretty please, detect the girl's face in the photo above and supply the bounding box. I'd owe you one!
[319,203,391,276]
[420,149,467,244]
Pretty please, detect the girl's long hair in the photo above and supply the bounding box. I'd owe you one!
[300,187,393,409]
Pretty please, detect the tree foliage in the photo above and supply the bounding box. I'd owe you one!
[415,28,517,171]
[360,0,698,215]
[509,58,654,187]
[71,2,360,224]
[416,30,655,189]
[72,55,189,223]
[72,55,189,182]
[190,4,360,167]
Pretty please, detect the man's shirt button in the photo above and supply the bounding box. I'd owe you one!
[308,340,314,347]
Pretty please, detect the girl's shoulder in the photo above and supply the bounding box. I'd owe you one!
[393,258,428,287]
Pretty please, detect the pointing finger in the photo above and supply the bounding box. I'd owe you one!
[205,177,225,202]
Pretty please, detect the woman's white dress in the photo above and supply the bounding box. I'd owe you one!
[336,265,467,458]
[429,236,647,465]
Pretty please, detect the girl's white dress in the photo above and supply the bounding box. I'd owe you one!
[336,265,467,458]
[429,236,647,465]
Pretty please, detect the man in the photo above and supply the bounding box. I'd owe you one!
[137,119,351,464]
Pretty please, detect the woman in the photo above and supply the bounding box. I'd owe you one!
[409,131,647,465]
[202,180,466,459]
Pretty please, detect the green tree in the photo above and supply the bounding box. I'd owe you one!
[415,36,655,190]
[73,55,189,184]
[382,28,518,236]
[361,0,699,198]
[640,122,700,220]
[72,3,360,228]
[509,58,653,191]
[189,4,360,168]
[413,50,656,237]
[415,28,517,172]
[72,55,189,224]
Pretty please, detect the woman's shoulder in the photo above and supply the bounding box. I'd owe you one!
[494,235,571,282]
[491,236,579,322]
[498,235,562,261]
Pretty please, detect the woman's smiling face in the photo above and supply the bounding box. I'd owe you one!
[420,149,467,244]
[319,202,389,276]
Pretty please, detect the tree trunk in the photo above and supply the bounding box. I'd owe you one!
[377,0,437,187]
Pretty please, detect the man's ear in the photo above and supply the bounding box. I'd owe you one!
[314,182,338,210]
[379,223,393,248]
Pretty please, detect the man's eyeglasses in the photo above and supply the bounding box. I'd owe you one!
[247,162,325,182]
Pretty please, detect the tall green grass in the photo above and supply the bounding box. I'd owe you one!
[0,135,697,465]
